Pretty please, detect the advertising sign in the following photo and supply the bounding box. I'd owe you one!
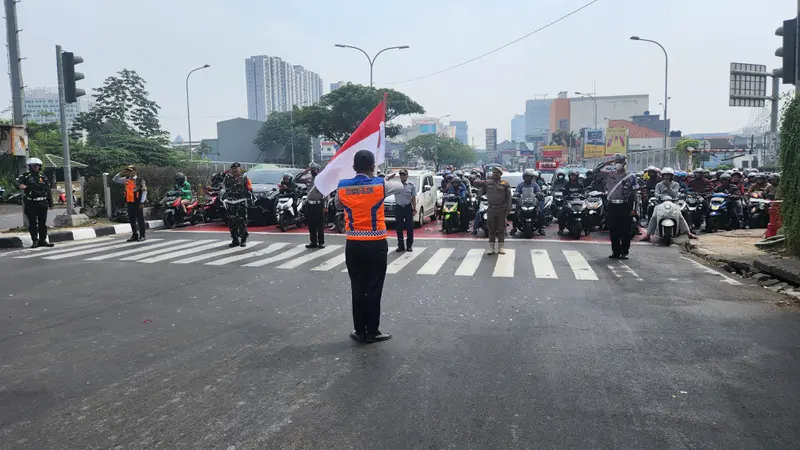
[583,129,605,158]
[542,145,563,158]
[605,127,628,155]
[0,125,28,156]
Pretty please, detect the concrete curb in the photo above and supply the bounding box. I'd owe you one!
[0,220,164,249]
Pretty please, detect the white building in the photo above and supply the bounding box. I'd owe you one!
[569,94,649,133]
[330,81,346,92]
[24,87,85,128]
[245,55,323,122]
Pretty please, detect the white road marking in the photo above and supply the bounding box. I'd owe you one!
[277,245,343,269]
[138,240,230,263]
[455,248,484,276]
[417,248,454,275]
[15,238,117,258]
[42,240,156,260]
[531,249,558,279]
[206,242,288,266]
[11,237,113,256]
[243,244,307,267]
[311,253,346,271]
[174,242,262,264]
[386,247,427,274]
[680,256,742,285]
[563,250,598,280]
[120,239,215,261]
[86,239,182,261]
[608,262,643,281]
[492,249,515,278]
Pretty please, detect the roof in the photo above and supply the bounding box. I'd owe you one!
[41,153,88,169]
[608,120,663,139]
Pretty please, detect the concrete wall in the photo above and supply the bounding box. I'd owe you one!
[629,137,663,150]
[569,95,649,133]
[549,98,570,134]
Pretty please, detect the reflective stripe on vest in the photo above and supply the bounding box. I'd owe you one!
[337,176,386,241]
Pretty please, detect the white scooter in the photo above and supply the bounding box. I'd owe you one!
[653,195,683,246]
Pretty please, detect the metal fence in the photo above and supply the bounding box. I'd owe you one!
[581,149,690,172]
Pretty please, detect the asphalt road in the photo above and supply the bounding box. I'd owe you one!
[1,230,799,449]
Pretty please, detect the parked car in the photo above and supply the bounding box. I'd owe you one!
[246,168,302,225]
[383,170,438,227]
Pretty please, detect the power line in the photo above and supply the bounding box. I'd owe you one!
[383,0,601,85]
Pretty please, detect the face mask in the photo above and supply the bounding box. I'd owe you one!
[615,163,624,171]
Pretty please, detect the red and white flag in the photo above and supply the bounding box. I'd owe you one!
[315,96,386,196]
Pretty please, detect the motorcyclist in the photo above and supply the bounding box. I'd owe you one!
[557,169,585,236]
[279,172,302,216]
[582,170,596,189]
[552,171,567,192]
[531,171,545,188]
[173,172,193,215]
[688,168,713,194]
[714,173,742,229]
[748,174,768,193]
[641,168,696,241]
[744,172,757,190]
[765,174,780,199]
[441,172,453,191]
[443,176,468,231]
[644,166,661,192]
[512,169,545,235]
[676,171,688,191]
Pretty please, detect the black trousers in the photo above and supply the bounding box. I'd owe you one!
[395,204,414,249]
[127,202,146,238]
[607,201,633,256]
[345,239,388,334]
[228,203,248,241]
[306,203,325,245]
[24,201,48,242]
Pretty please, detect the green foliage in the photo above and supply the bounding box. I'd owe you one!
[295,83,425,146]
[405,134,475,171]
[550,130,578,147]
[675,138,700,154]
[779,95,800,254]
[253,109,313,166]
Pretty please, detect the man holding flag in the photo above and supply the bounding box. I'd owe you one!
[315,96,405,344]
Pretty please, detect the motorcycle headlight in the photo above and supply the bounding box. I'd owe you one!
[587,202,601,209]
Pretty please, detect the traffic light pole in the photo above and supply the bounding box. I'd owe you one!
[56,45,74,216]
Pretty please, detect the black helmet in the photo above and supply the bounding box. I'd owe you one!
[282,172,292,182]
[612,153,627,163]
[720,173,731,181]
[556,172,565,179]
[585,169,594,177]
[769,173,780,183]
[755,174,766,183]
[452,176,462,186]
[455,170,464,177]
[445,173,454,181]
[175,172,186,184]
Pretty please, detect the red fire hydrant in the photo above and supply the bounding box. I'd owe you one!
[766,200,783,238]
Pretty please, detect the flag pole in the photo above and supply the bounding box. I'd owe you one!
[382,93,388,175]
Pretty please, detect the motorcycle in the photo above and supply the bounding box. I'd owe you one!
[630,196,642,239]
[652,195,682,246]
[442,193,463,234]
[325,193,345,233]
[706,193,731,233]
[163,191,201,229]
[552,190,565,218]
[584,190,606,231]
[276,190,307,232]
[475,194,489,237]
[515,187,545,238]
[6,191,22,205]
[684,191,705,230]
[203,186,227,223]
[564,192,589,239]
[747,191,771,229]
[542,193,554,226]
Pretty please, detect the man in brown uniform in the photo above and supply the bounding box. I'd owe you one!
[473,166,512,255]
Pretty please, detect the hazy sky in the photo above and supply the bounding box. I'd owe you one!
[1,0,795,145]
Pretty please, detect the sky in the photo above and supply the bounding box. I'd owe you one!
[0,0,796,146]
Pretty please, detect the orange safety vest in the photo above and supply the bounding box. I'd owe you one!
[337,175,387,241]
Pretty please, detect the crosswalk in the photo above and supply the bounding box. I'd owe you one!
[8,237,647,281]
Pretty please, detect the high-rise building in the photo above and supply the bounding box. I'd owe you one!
[330,81,346,92]
[511,114,525,142]
[485,128,498,161]
[245,55,323,122]
[525,99,553,145]
[449,120,468,145]
[24,87,84,128]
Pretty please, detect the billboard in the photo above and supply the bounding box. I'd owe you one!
[583,129,605,158]
[605,127,628,155]
[542,145,563,158]
[485,128,497,159]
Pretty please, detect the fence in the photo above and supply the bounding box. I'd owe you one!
[180,160,304,172]
[581,149,690,172]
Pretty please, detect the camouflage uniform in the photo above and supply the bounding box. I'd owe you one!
[223,173,252,245]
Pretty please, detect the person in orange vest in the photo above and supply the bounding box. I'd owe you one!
[113,165,148,242]
[336,150,406,344]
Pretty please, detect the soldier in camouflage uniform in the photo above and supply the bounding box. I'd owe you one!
[222,162,253,247]
[14,157,54,248]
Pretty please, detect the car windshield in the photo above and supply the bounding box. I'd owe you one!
[247,171,293,185]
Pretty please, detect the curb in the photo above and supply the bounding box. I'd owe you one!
[0,220,164,249]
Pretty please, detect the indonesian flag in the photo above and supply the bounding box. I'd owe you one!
[315,95,386,196]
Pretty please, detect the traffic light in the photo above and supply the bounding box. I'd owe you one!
[62,51,85,103]
[775,18,797,85]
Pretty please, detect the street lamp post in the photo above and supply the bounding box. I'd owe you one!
[575,92,598,129]
[630,36,669,150]
[185,64,210,160]
[334,44,410,87]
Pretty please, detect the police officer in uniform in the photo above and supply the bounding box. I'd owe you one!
[336,150,406,344]
[15,157,54,248]
[112,165,148,242]
[392,169,417,252]
[297,163,327,249]
[222,162,253,247]
[472,166,512,255]
[595,153,639,259]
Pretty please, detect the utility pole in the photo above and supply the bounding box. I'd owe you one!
[5,0,25,126]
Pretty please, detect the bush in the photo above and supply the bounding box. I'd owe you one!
[779,95,800,254]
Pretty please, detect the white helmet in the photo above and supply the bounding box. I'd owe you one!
[532,170,540,178]
[661,167,675,176]
[523,169,535,177]
[26,157,42,166]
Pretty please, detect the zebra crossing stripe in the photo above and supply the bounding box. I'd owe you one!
[205,242,288,266]
[277,245,343,269]
[138,240,230,263]
[120,239,216,261]
[15,238,118,258]
[242,244,307,267]
[42,240,157,260]
[417,248,454,275]
[531,249,557,279]
[455,248,484,276]
[174,242,262,264]
[608,262,643,281]
[311,253,346,271]
[563,250,598,280]
[386,247,427,274]
[87,239,186,261]
[492,249,515,278]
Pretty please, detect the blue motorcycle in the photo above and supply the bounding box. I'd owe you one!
[706,192,731,233]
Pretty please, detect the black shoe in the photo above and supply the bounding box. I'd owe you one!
[31,241,39,249]
[406,247,413,252]
[396,246,405,253]
[510,229,516,236]
[240,239,247,247]
[38,241,54,248]
[306,243,318,249]
[620,253,629,260]
[127,236,138,242]
[470,229,478,235]
[349,331,366,343]
[138,236,146,242]
[229,240,240,248]
[365,331,392,343]
[557,229,565,236]
[609,254,621,259]
[318,243,325,249]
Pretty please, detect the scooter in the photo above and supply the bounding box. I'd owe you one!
[515,188,545,238]
[552,190,565,218]
[706,193,732,233]
[475,194,489,237]
[684,191,705,230]
[584,190,606,231]
[163,191,201,229]
[203,186,227,223]
[442,193,463,234]
[652,195,682,246]
[276,190,306,232]
[325,193,345,233]
[563,192,589,239]
[747,191,771,229]
[542,193,554,226]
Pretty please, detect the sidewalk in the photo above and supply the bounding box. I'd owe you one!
[0,219,165,248]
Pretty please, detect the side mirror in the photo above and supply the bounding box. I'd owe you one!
[423,185,431,192]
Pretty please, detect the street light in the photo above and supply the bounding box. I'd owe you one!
[186,64,210,160]
[334,44,410,87]
[630,36,669,150]
[575,91,598,129]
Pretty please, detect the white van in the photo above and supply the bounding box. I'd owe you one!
[383,170,438,227]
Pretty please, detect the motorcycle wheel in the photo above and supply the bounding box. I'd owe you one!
[522,222,533,239]
[569,222,582,239]
[190,213,201,226]
[164,213,176,229]
[278,213,289,232]
[335,215,345,233]
[483,227,488,238]
[203,212,212,223]
[662,228,673,246]
[706,217,717,233]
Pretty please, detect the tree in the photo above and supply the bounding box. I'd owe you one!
[253,110,313,166]
[405,134,475,171]
[779,95,800,254]
[71,69,169,142]
[550,130,578,148]
[296,84,425,146]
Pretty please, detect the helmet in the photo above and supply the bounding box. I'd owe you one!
[452,176,462,186]
[769,173,780,183]
[703,170,710,176]
[26,157,42,166]
[646,166,657,173]
[732,168,741,174]
[693,168,704,176]
[748,168,759,174]
[445,173,454,181]
[532,170,540,178]
[724,170,733,176]
[455,170,464,177]
[282,172,292,183]
[309,162,321,171]
[661,167,675,176]
[175,172,186,183]
[444,170,451,176]
[585,169,594,177]
[755,174,766,182]
[747,173,756,180]
[568,168,579,178]
[612,153,627,163]
[720,173,731,181]
[678,171,687,178]
[556,171,565,179]
[523,169,535,178]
